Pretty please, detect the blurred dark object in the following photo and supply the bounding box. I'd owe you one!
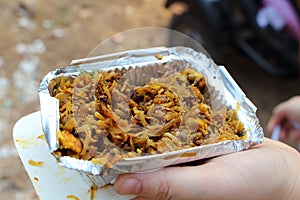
[166,0,300,78]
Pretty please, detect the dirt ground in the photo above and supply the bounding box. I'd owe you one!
[0,0,299,199]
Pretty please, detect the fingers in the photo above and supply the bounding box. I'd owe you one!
[114,159,260,200]
[267,118,278,134]
[287,129,300,142]
[114,164,228,200]
[115,167,191,200]
[267,96,300,133]
[267,112,285,134]
[267,102,287,133]
[272,120,300,141]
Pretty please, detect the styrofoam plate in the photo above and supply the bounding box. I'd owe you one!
[13,111,133,200]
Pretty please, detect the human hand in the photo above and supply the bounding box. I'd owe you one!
[114,138,300,200]
[267,96,300,142]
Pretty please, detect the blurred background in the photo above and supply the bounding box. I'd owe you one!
[0,0,299,199]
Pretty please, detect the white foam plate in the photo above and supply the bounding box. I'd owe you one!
[13,111,133,200]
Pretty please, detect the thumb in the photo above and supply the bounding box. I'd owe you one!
[114,164,233,200]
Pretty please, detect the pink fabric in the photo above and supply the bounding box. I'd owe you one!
[264,0,300,40]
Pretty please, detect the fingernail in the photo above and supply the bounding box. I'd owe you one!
[116,178,142,195]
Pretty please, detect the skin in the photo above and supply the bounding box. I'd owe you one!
[114,96,300,200]
[267,96,300,143]
[114,138,300,200]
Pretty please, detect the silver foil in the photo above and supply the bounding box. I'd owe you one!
[38,46,264,187]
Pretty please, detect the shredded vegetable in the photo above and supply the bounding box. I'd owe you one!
[49,67,246,168]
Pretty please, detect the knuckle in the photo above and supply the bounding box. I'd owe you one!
[153,181,176,200]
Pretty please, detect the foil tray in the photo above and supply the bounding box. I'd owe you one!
[38,46,264,187]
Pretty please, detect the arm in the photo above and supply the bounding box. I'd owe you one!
[114,138,300,200]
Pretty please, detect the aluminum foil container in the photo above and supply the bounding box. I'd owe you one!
[38,46,264,187]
